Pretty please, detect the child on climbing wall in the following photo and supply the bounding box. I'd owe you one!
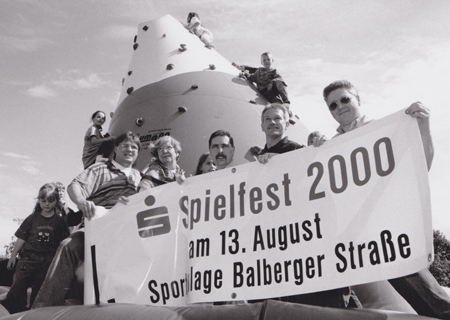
[82,110,115,169]
[235,52,297,124]
[185,12,215,49]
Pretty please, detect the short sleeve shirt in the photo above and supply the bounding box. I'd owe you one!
[259,136,305,155]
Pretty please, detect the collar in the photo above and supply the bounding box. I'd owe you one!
[336,115,370,134]
[110,160,132,176]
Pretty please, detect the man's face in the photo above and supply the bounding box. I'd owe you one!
[260,54,273,70]
[326,88,361,126]
[209,135,234,170]
[261,108,288,139]
[114,141,139,167]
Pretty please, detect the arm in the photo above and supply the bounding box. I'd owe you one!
[256,153,277,164]
[175,169,186,185]
[7,238,25,270]
[405,102,434,171]
[68,182,97,221]
[90,135,113,143]
[186,21,200,31]
[311,132,328,147]
[137,177,155,192]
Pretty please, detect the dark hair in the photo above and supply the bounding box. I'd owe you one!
[187,12,199,23]
[208,130,234,148]
[195,152,211,175]
[115,131,141,151]
[149,136,182,162]
[33,183,60,214]
[91,110,106,121]
[323,80,360,104]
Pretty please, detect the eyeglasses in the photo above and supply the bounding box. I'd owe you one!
[328,96,351,111]
[119,143,138,150]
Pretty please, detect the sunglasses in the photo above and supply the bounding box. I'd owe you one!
[328,96,351,111]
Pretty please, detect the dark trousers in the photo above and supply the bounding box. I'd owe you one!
[1,253,53,314]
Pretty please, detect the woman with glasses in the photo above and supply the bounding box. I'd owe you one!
[138,136,186,191]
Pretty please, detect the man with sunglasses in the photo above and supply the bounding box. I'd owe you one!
[313,80,433,170]
[313,80,449,319]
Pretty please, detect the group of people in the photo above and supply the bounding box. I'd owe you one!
[1,75,448,318]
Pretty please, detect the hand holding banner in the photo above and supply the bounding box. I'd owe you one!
[85,110,432,306]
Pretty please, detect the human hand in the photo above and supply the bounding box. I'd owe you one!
[257,153,276,164]
[310,132,327,147]
[80,200,97,221]
[117,196,130,205]
[7,256,16,270]
[267,82,273,91]
[176,170,186,185]
[245,146,262,162]
[405,102,430,128]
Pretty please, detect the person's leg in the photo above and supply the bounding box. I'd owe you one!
[32,232,85,308]
[200,31,214,48]
[29,254,53,308]
[0,259,33,313]
[389,269,450,319]
[273,81,290,104]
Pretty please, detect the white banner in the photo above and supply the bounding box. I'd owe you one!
[85,109,432,306]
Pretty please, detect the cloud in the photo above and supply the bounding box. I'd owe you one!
[1,154,41,175]
[2,152,31,159]
[27,84,57,98]
[52,70,109,90]
[20,161,41,175]
[26,70,109,98]
[0,33,54,53]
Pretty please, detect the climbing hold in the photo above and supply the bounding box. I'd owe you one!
[178,106,187,113]
[162,34,166,37]
[249,100,256,104]
[209,64,216,70]
[143,25,148,31]
[135,117,144,126]
[179,43,187,52]
[133,43,138,50]
[121,78,125,86]
[127,87,134,94]
[128,71,132,76]
[133,35,137,43]
[191,84,198,90]
[166,64,174,70]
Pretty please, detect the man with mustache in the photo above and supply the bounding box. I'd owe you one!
[208,130,235,170]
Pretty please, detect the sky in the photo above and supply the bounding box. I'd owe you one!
[0,0,449,253]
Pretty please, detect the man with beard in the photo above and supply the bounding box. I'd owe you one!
[208,130,235,170]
